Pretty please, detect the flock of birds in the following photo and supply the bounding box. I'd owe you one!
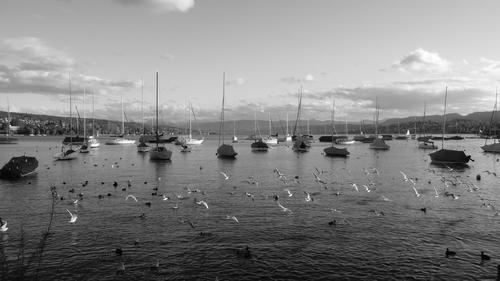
[1,144,500,278]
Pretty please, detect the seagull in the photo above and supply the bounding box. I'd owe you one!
[219,171,230,180]
[313,172,327,184]
[400,171,409,182]
[481,251,491,261]
[381,195,391,202]
[171,204,179,210]
[162,194,170,201]
[73,199,79,205]
[433,186,439,197]
[276,201,292,214]
[66,209,78,223]
[410,184,421,197]
[0,219,8,232]
[284,188,293,197]
[362,185,371,193]
[445,248,456,258]
[351,183,359,192]
[304,191,312,202]
[180,218,195,229]
[245,192,255,201]
[125,195,138,202]
[226,215,239,223]
[196,200,209,209]
[444,164,454,172]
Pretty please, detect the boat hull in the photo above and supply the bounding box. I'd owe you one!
[105,138,136,145]
[369,138,390,150]
[481,142,500,153]
[324,146,349,157]
[217,144,237,158]
[0,156,38,179]
[429,149,471,164]
[149,146,172,160]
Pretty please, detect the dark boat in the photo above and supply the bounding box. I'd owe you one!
[251,139,269,151]
[0,156,38,179]
[318,135,347,143]
[147,136,178,143]
[417,136,432,142]
[62,135,86,145]
[445,135,464,140]
[429,149,471,164]
[429,87,471,164]
[324,145,349,157]
[382,134,393,140]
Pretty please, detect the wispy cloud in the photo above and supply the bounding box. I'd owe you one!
[391,48,451,74]
[226,77,245,86]
[160,52,175,61]
[114,0,195,13]
[281,73,316,84]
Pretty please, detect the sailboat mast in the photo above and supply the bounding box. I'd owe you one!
[83,88,86,139]
[141,78,145,135]
[121,96,124,136]
[422,102,426,137]
[485,89,498,145]
[286,112,289,136]
[441,86,448,149]
[218,72,225,146]
[189,102,192,139]
[69,72,72,144]
[268,112,271,136]
[6,97,10,137]
[92,90,95,137]
[156,72,159,147]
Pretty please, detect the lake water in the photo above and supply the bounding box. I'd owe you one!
[0,135,499,280]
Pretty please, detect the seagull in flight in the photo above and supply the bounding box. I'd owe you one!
[0,219,8,232]
[126,195,138,202]
[219,171,230,180]
[362,185,371,193]
[66,209,78,223]
[284,188,293,197]
[313,172,327,184]
[400,171,409,182]
[196,200,209,209]
[433,186,439,197]
[304,191,312,202]
[351,183,359,192]
[162,194,170,201]
[226,215,239,223]
[277,201,292,214]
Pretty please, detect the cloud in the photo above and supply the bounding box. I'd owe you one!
[226,77,245,86]
[160,52,175,60]
[114,0,195,13]
[391,48,451,74]
[479,57,500,75]
[0,37,137,97]
[281,73,316,84]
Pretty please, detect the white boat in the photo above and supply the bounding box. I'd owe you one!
[149,72,173,161]
[232,120,238,143]
[184,103,204,145]
[216,73,237,158]
[278,113,292,142]
[86,91,100,148]
[369,100,390,150]
[481,90,500,153]
[263,113,278,145]
[55,73,78,160]
[106,96,136,145]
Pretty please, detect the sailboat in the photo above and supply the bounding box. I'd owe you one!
[251,111,269,151]
[183,103,204,145]
[395,120,409,140]
[324,99,349,157]
[369,100,390,150]
[418,102,437,149]
[0,98,18,144]
[88,90,100,148]
[292,87,311,152]
[429,87,472,164]
[54,73,78,160]
[105,96,136,145]
[149,72,173,160]
[263,112,278,145]
[481,89,500,153]
[79,88,90,153]
[232,120,238,143]
[216,72,238,158]
[137,78,150,152]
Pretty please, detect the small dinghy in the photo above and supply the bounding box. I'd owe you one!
[0,155,38,179]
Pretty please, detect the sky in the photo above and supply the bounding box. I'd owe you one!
[1,0,500,124]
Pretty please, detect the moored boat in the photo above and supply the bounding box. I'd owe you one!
[0,156,38,179]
